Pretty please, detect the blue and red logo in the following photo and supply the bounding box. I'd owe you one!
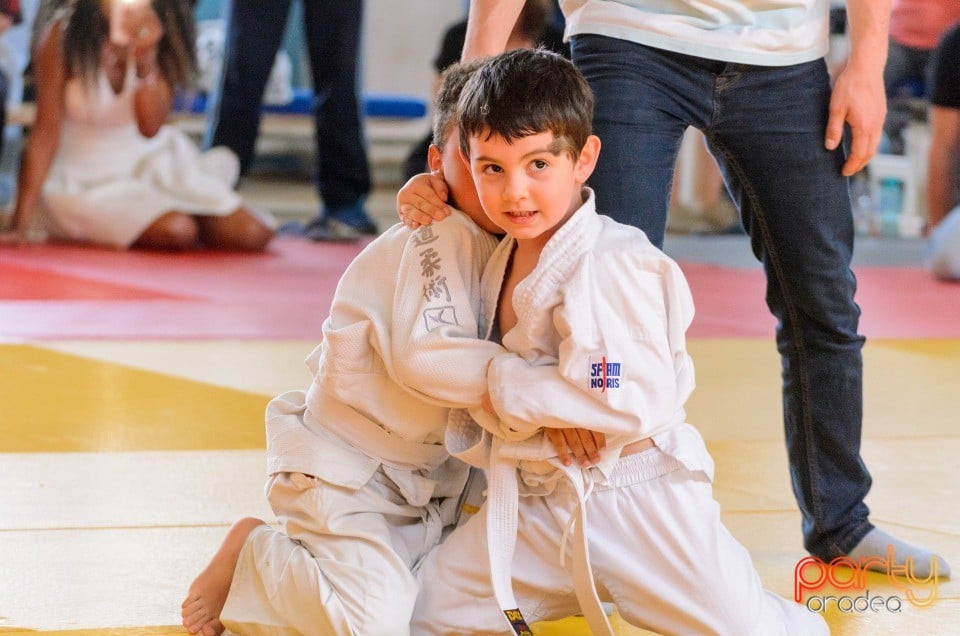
[590,356,621,392]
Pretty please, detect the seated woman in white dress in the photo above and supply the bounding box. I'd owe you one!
[1,0,274,251]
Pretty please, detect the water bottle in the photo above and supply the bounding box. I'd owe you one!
[878,177,903,238]
[849,175,873,236]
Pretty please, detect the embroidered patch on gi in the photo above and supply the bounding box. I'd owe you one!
[503,608,533,636]
[589,355,621,393]
[422,306,460,331]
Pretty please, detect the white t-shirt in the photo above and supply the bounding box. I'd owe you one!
[561,0,830,66]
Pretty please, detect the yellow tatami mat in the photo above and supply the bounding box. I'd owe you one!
[0,338,956,634]
[0,345,270,452]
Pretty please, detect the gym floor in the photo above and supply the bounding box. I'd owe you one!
[1,188,958,635]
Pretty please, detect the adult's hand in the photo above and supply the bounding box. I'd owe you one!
[825,62,886,176]
[827,0,890,176]
[122,0,164,59]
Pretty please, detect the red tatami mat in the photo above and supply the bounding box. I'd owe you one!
[0,262,187,301]
[1,239,958,340]
[683,263,960,339]
[0,237,362,340]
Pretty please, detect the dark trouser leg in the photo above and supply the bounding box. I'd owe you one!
[203,0,291,175]
[574,35,873,558]
[706,59,872,558]
[301,0,371,210]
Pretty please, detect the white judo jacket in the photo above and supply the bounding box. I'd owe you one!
[447,189,715,635]
[451,189,713,476]
[266,210,502,498]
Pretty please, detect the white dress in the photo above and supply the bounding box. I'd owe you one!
[40,62,244,248]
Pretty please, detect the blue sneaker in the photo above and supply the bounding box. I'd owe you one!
[302,218,361,243]
[325,203,378,236]
[276,220,308,236]
[299,204,377,242]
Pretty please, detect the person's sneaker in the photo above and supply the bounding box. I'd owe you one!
[326,203,378,236]
[276,220,307,236]
[303,218,361,243]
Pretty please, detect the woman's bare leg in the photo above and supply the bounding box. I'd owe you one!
[131,211,200,251]
[196,207,274,252]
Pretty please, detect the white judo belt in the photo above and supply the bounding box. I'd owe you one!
[486,437,615,636]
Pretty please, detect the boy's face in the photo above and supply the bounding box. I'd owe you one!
[428,127,502,235]
[465,130,600,250]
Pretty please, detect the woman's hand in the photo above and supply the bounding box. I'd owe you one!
[111,0,163,56]
[0,226,33,246]
[0,230,23,245]
[126,3,163,55]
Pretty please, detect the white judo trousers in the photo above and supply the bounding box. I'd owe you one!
[215,213,499,636]
[220,398,468,636]
[221,472,427,636]
[412,446,828,636]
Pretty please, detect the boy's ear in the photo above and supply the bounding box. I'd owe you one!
[427,144,443,174]
[457,147,472,172]
[574,135,601,184]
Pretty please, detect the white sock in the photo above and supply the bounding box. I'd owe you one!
[847,528,951,579]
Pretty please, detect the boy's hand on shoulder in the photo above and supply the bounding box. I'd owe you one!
[546,428,606,467]
[398,172,451,229]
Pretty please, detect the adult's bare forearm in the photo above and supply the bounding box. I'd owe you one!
[844,0,890,73]
[462,0,526,60]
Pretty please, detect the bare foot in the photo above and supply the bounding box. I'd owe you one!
[182,517,266,635]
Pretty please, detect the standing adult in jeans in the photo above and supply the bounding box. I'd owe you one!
[461,0,949,575]
[205,0,375,241]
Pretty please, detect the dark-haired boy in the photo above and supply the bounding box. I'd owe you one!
[410,48,827,636]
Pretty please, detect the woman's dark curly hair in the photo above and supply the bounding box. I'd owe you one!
[36,0,196,88]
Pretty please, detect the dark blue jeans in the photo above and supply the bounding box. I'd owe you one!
[572,34,872,560]
[204,0,371,210]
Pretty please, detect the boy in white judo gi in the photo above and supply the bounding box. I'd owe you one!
[408,49,829,636]
[180,60,567,636]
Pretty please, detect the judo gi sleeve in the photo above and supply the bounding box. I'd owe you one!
[391,214,506,408]
[487,251,696,441]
